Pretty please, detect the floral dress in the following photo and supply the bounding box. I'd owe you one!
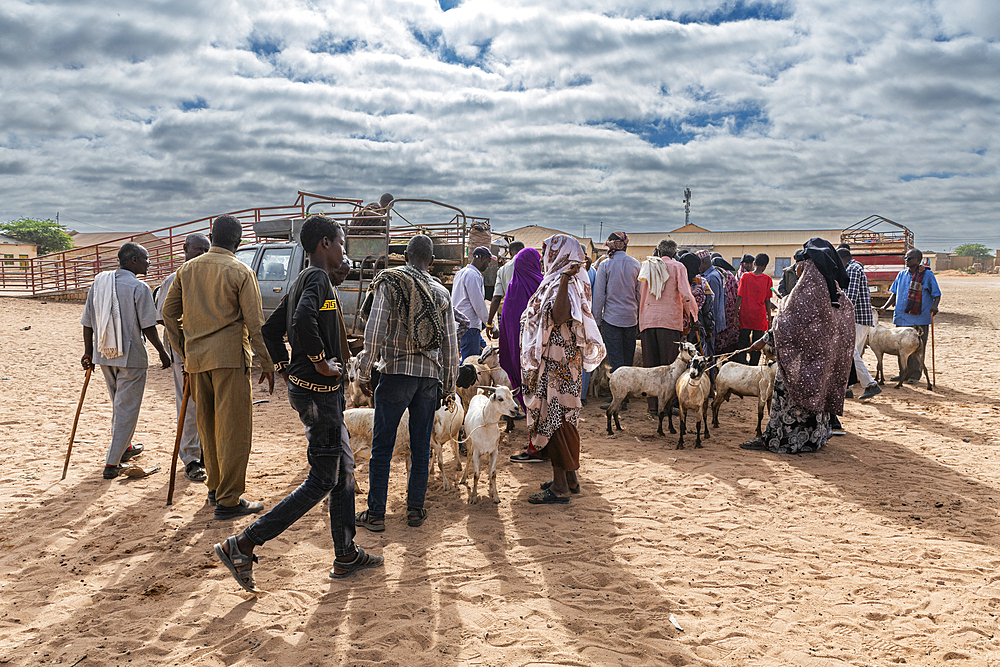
[522,323,583,444]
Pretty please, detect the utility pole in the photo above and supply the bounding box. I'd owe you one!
[599,221,603,240]
[683,188,691,226]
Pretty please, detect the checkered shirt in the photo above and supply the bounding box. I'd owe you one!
[844,260,875,326]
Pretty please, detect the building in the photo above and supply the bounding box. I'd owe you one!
[500,224,596,259]
[0,234,37,268]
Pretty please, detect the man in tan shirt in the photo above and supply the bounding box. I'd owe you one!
[162,215,275,519]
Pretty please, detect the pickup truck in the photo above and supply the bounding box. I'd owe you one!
[840,215,913,308]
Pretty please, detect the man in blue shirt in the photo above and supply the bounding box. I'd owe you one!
[879,249,941,383]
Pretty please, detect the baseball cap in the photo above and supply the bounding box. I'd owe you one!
[741,253,755,263]
[472,246,495,259]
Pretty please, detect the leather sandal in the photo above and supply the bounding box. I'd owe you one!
[330,546,385,579]
[527,488,570,504]
[214,536,259,594]
[356,510,385,532]
[541,480,580,494]
[406,507,428,527]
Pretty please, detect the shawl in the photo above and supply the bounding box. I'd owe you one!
[605,231,629,257]
[520,234,605,377]
[638,256,671,299]
[92,270,124,359]
[364,264,443,351]
[773,259,855,415]
[792,237,849,307]
[499,248,543,400]
[904,265,927,315]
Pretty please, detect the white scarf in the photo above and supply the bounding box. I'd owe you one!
[638,256,671,299]
[92,270,124,359]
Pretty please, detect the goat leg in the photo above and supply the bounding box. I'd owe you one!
[694,421,703,448]
[895,353,907,388]
[676,415,686,450]
[606,410,614,436]
[614,412,622,432]
[701,397,710,440]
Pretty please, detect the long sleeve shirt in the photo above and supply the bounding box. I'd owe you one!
[592,251,641,328]
[843,260,875,327]
[703,265,726,333]
[638,257,698,332]
[451,264,489,329]
[161,246,273,374]
[357,269,458,394]
[889,266,941,327]
[262,267,343,391]
[80,268,158,368]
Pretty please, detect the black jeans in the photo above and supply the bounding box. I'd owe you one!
[736,328,766,366]
[244,385,357,558]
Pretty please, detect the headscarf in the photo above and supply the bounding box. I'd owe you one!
[713,256,736,273]
[773,258,855,415]
[499,248,543,407]
[605,231,629,257]
[679,252,702,284]
[521,235,605,376]
[793,237,849,307]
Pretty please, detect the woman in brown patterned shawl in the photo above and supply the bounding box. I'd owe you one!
[740,238,854,454]
[520,235,606,503]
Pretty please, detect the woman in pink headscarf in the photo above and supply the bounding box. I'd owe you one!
[520,235,606,504]
[498,247,544,412]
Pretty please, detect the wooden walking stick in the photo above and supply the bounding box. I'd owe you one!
[62,366,93,480]
[930,312,937,389]
[166,375,191,506]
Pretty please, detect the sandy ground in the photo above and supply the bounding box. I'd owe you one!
[1,275,999,667]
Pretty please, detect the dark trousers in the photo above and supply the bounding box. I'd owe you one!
[640,328,682,411]
[244,385,357,558]
[459,327,484,361]
[736,329,766,366]
[902,324,929,380]
[366,374,437,518]
[601,322,638,373]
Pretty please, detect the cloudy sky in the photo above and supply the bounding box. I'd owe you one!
[1,0,997,251]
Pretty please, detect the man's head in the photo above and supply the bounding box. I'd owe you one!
[507,241,525,259]
[741,253,755,271]
[836,247,852,264]
[585,255,593,270]
[211,215,242,251]
[405,234,434,271]
[300,215,345,270]
[656,239,677,258]
[754,253,770,271]
[118,242,149,275]
[698,250,713,272]
[905,248,923,270]
[379,193,394,209]
[471,246,493,271]
[183,234,210,262]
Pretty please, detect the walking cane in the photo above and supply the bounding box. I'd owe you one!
[930,312,937,390]
[62,366,93,480]
[166,375,190,506]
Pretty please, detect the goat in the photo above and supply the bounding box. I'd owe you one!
[675,355,712,449]
[457,362,493,413]
[588,344,643,399]
[475,346,513,388]
[606,341,697,436]
[711,346,777,437]
[432,397,466,491]
[345,356,372,409]
[459,386,519,504]
[867,322,932,389]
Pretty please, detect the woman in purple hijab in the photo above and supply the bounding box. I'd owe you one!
[499,247,544,410]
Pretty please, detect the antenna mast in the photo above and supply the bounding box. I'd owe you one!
[683,188,692,226]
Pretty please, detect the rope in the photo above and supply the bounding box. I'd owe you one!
[703,345,756,372]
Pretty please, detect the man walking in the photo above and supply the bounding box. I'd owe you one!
[452,246,492,360]
[162,215,274,520]
[214,217,383,592]
[637,240,698,414]
[155,234,211,482]
[880,248,941,383]
[593,231,641,404]
[735,253,773,366]
[81,242,172,479]
[837,245,881,400]
[356,235,458,531]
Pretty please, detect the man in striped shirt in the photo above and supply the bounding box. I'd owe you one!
[837,245,881,401]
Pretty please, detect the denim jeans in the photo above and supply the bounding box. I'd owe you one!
[459,327,485,361]
[600,322,638,373]
[244,385,357,558]
[366,374,437,518]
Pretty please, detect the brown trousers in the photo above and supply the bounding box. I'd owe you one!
[190,367,253,508]
[540,421,581,472]
[640,328,682,412]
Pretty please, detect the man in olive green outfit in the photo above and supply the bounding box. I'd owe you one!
[162,215,275,519]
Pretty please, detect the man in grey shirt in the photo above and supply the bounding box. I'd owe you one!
[592,232,641,408]
[81,242,172,479]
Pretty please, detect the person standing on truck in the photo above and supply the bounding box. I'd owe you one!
[452,246,493,360]
[879,248,941,384]
[162,215,275,520]
[214,216,383,592]
[155,233,211,483]
[355,234,459,531]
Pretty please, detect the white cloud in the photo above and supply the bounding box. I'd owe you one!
[0,0,997,250]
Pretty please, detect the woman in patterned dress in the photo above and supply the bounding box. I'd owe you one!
[713,257,741,353]
[520,235,606,503]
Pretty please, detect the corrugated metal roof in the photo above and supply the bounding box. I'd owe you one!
[625,229,846,246]
[0,234,32,245]
[502,225,595,254]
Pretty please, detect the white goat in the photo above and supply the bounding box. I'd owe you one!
[867,322,931,389]
[432,397,466,491]
[459,386,519,504]
[711,347,777,437]
[605,341,697,436]
[588,345,643,399]
[675,355,712,449]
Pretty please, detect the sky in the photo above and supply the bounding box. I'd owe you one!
[0,0,997,252]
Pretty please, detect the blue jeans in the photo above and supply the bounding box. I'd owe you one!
[244,385,357,558]
[459,327,485,361]
[600,322,638,373]
[366,374,437,518]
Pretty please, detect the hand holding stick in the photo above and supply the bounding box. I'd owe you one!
[62,366,93,480]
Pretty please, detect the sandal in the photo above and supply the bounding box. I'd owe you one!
[527,488,570,504]
[355,510,385,532]
[330,545,385,579]
[541,480,581,495]
[214,536,259,594]
[406,507,428,527]
[739,439,769,452]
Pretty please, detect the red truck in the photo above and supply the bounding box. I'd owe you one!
[840,215,914,308]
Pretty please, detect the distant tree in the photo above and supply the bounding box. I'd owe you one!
[0,218,73,256]
[953,243,993,262]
